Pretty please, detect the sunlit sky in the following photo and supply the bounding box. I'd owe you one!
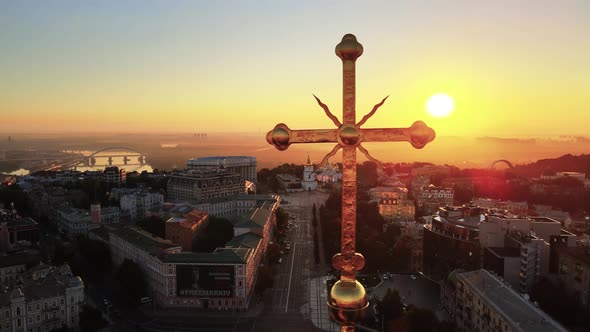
[1,1,589,137]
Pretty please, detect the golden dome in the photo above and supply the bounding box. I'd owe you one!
[327,280,369,325]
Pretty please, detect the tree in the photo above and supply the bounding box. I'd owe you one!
[76,237,112,281]
[79,305,107,332]
[136,216,166,238]
[192,217,234,252]
[52,242,66,266]
[357,161,378,188]
[115,259,147,306]
[407,308,439,332]
[377,288,404,323]
[275,207,289,234]
[267,243,282,264]
[530,277,590,328]
[0,184,28,213]
[255,265,274,294]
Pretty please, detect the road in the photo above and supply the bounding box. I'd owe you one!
[373,273,449,321]
[253,190,330,331]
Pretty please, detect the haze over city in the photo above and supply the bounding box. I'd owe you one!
[1,2,590,332]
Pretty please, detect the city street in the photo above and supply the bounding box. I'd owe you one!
[372,274,449,321]
[254,190,330,331]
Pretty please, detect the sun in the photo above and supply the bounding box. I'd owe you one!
[426,93,455,117]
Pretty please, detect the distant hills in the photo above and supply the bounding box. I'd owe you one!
[512,154,590,178]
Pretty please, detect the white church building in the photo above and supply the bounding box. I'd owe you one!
[302,156,318,191]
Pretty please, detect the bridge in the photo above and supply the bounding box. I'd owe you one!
[84,147,147,167]
[488,159,514,169]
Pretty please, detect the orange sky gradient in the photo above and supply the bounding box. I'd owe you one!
[1,1,589,138]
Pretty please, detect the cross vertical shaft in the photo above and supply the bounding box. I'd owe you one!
[341,45,358,282]
[266,33,436,332]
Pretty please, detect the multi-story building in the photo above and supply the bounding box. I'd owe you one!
[0,210,39,252]
[441,269,566,332]
[103,166,126,185]
[472,198,528,216]
[411,175,430,198]
[120,190,164,221]
[0,253,40,289]
[423,206,483,281]
[533,204,572,226]
[165,210,208,251]
[397,221,425,272]
[540,171,586,183]
[93,196,279,311]
[484,231,550,293]
[557,246,590,313]
[55,171,82,184]
[369,187,415,222]
[187,156,257,184]
[100,206,120,224]
[368,186,409,201]
[416,185,454,214]
[167,170,244,203]
[147,195,279,223]
[55,206,91,238]
[0,263,85,332]
[275,174,302,192]
[425,207,572,283]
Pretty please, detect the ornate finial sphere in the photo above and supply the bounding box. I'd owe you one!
[408,121,436,149]
[266,124,291,151]
[339,125,361,146]
[336,34,363,61]
[327,280,369,325]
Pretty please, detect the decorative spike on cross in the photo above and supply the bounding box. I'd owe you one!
[266,34,435,331]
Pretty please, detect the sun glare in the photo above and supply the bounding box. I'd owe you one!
[426,93,455,117]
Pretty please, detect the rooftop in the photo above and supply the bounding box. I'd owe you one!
[106,225,180,255]
[0,264,84,306]
[486,247,521,258]
[188,156,256,164]
[369,186,408,193]
[226,232,262,249]
[530,217,561,224]
[458,269,567,332]
[170,169,242,180]
[0,209,39,228]
[163,247,251,264]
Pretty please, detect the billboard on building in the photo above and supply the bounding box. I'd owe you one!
[176,265,234,297]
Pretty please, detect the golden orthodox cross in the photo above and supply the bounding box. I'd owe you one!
[266,34,435,331]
